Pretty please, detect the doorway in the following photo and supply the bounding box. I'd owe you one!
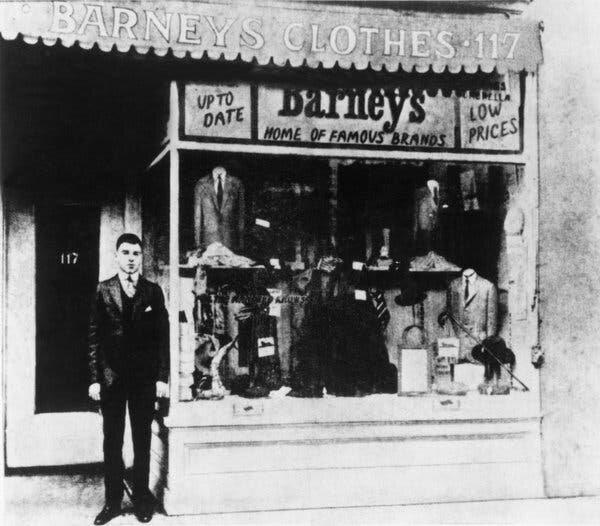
[35,201,100,413]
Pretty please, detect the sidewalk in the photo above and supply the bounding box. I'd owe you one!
[3,471,599,525]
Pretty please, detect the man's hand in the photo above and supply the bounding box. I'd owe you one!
[156,381,169,398]
[88,383,101,402]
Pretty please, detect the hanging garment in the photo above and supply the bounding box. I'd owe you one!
[459,169,481,211]
[289,274,397,397]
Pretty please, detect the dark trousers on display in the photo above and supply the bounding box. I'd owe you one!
[101,376,155,505]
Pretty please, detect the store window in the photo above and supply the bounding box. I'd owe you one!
[134,64,538,418]
[144,150,531,405]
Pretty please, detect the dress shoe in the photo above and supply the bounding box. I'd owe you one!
[133,494,155,523]
[94,504,121,525]
[134,503,154,523]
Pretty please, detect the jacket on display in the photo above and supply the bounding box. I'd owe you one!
[446,274,498,361]
[194,174,245,252]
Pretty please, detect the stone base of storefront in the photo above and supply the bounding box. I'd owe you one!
[149,393,543,515]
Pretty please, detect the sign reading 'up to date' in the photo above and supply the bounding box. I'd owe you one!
[184,84,252,140]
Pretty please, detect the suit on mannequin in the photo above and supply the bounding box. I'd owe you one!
[413,180,440,255]
[445,269,498,361]
[194,166,245,252]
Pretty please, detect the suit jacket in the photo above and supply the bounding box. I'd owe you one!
[194,174,245,252]
[446,275,498,360]
[413,186,440,254]
[413,186,439,235]
[88,275,169,386]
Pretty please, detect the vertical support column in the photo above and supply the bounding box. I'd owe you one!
[168,81,181,403]
[328,159,339,250]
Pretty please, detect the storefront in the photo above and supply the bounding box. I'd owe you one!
[1,0,548,514]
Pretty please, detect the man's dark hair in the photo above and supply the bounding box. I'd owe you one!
[116,233,143,250]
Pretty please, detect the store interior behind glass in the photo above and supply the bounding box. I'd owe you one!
[142,153,525,402]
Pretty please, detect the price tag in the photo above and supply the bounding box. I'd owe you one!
[354,289,367,301]
[255,218,270,228]
[352,261,365,271]
[267,288,282,317]
[233,401,264,416]
[438,337,460,363]
[433,398,461,411]
[257,336,275,357]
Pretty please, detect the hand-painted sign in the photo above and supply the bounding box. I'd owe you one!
[258,87,456,149]
[459,73,522,151]
[184,84,251,139]
[182,75,522,152]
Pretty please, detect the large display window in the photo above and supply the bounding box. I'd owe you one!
[137,69,540,427]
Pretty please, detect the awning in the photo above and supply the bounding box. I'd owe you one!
[0,1,543,73]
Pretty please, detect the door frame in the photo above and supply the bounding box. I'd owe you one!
[4,200,103,467]
[4,192,142,467]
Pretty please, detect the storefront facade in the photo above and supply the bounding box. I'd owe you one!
[2,0,597,514]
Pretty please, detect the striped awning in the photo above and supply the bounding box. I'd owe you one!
[0,1,543,73]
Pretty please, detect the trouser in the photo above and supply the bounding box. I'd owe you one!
[101,376,155,504]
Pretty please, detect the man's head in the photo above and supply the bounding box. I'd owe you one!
[115,233,142,275]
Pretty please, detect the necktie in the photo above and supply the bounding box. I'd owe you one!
[464,277,469,302]
[125,275,136,298]
[216,175,223,210]
[433,187,439,206]
[370,289,391,331]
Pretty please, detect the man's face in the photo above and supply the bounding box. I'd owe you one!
[116,242,142,275]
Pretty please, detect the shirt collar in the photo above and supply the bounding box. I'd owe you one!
[118,270,139,285]
[213,173,226,183]
[463,272,476,285]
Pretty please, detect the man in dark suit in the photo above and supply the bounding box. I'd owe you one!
[194,164,245,252]
[88,233,169,524]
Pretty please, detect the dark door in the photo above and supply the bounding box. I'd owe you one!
[36,201,100,413]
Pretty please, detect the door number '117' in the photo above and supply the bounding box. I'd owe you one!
[60,252,79,265]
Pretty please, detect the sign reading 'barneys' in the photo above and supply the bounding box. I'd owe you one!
[182,74,523,152]
[0,2,543,71]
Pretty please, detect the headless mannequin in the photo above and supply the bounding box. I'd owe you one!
[414,179,441,255]
[443,267,498,362]
[427,180,440,202]
[194,165,245,251]
[463,267,475,282]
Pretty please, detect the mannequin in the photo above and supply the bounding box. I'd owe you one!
[441,268,498,362]
[194,165,245,252]
[413,179,441,255]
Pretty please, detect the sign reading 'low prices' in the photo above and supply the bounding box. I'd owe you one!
[182,74,522,152]
[459,73,522,151]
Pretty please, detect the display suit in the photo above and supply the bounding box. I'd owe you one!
[194,173,245,252]
[88,275,169,506]
[446,272,498,361]
[413,183,440,255]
